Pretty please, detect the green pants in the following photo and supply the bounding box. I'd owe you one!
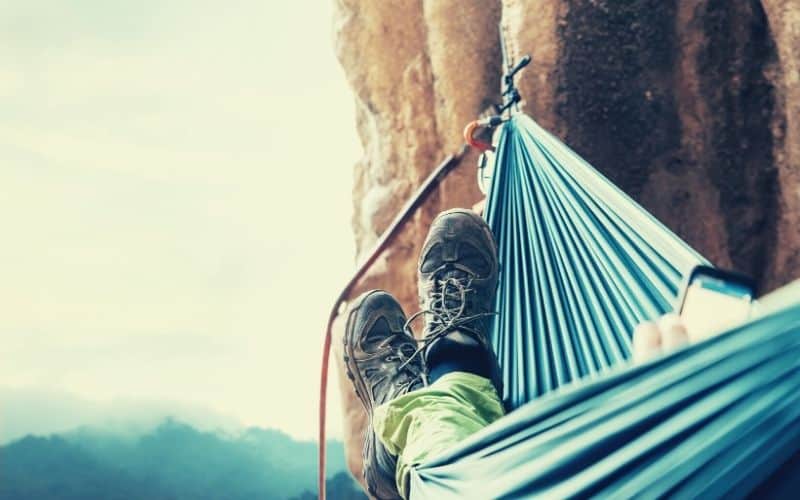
[373,372,506,498]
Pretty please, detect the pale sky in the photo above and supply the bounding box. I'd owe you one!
[0,0,358,441]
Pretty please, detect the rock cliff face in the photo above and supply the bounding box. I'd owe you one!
[332,0,800,491]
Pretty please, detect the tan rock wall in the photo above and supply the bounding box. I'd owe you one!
[332,0,800,492]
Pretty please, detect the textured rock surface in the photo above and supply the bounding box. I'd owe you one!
[332,0,800,492]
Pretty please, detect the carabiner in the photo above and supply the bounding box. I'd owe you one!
[463,115,503,152]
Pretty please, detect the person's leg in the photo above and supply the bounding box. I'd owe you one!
[373,370,504,497]
[343,289,426,500]
[374,209,506,497]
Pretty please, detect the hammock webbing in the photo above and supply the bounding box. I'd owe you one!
[411,113,800,498]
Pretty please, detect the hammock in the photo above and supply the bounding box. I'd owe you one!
[410,113,800,498]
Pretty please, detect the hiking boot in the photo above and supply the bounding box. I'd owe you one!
[417,208,502,394]
[343,289,425,500]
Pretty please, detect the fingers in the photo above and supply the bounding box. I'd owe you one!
[632,314,690,364]
[632,321,661,363]
[658,313,689,351]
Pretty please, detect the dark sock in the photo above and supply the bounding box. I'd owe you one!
[427,337,492,383]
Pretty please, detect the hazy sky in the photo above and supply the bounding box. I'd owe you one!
[0,0,359,440]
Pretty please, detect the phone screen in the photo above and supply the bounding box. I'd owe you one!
[680,275,753,341]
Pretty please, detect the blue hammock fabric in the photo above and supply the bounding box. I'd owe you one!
[410,113,800,498]
[484,114,707,409]
[411,290,800,498]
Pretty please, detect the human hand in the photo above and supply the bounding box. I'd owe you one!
[632,313,689,363]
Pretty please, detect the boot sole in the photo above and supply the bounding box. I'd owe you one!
[342,289,386,415]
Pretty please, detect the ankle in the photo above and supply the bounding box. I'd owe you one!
[426,336,492,382]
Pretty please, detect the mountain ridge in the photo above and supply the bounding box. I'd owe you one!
[0,418,365,500]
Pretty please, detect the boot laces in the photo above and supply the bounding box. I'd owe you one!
[399,271,495,372]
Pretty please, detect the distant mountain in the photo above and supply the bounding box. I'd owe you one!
[0,419,366,500]
[0,387,242,445]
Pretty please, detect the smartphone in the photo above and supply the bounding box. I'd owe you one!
[676,265,757,341]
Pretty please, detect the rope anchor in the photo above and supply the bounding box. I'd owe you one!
[463,54,532,153]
